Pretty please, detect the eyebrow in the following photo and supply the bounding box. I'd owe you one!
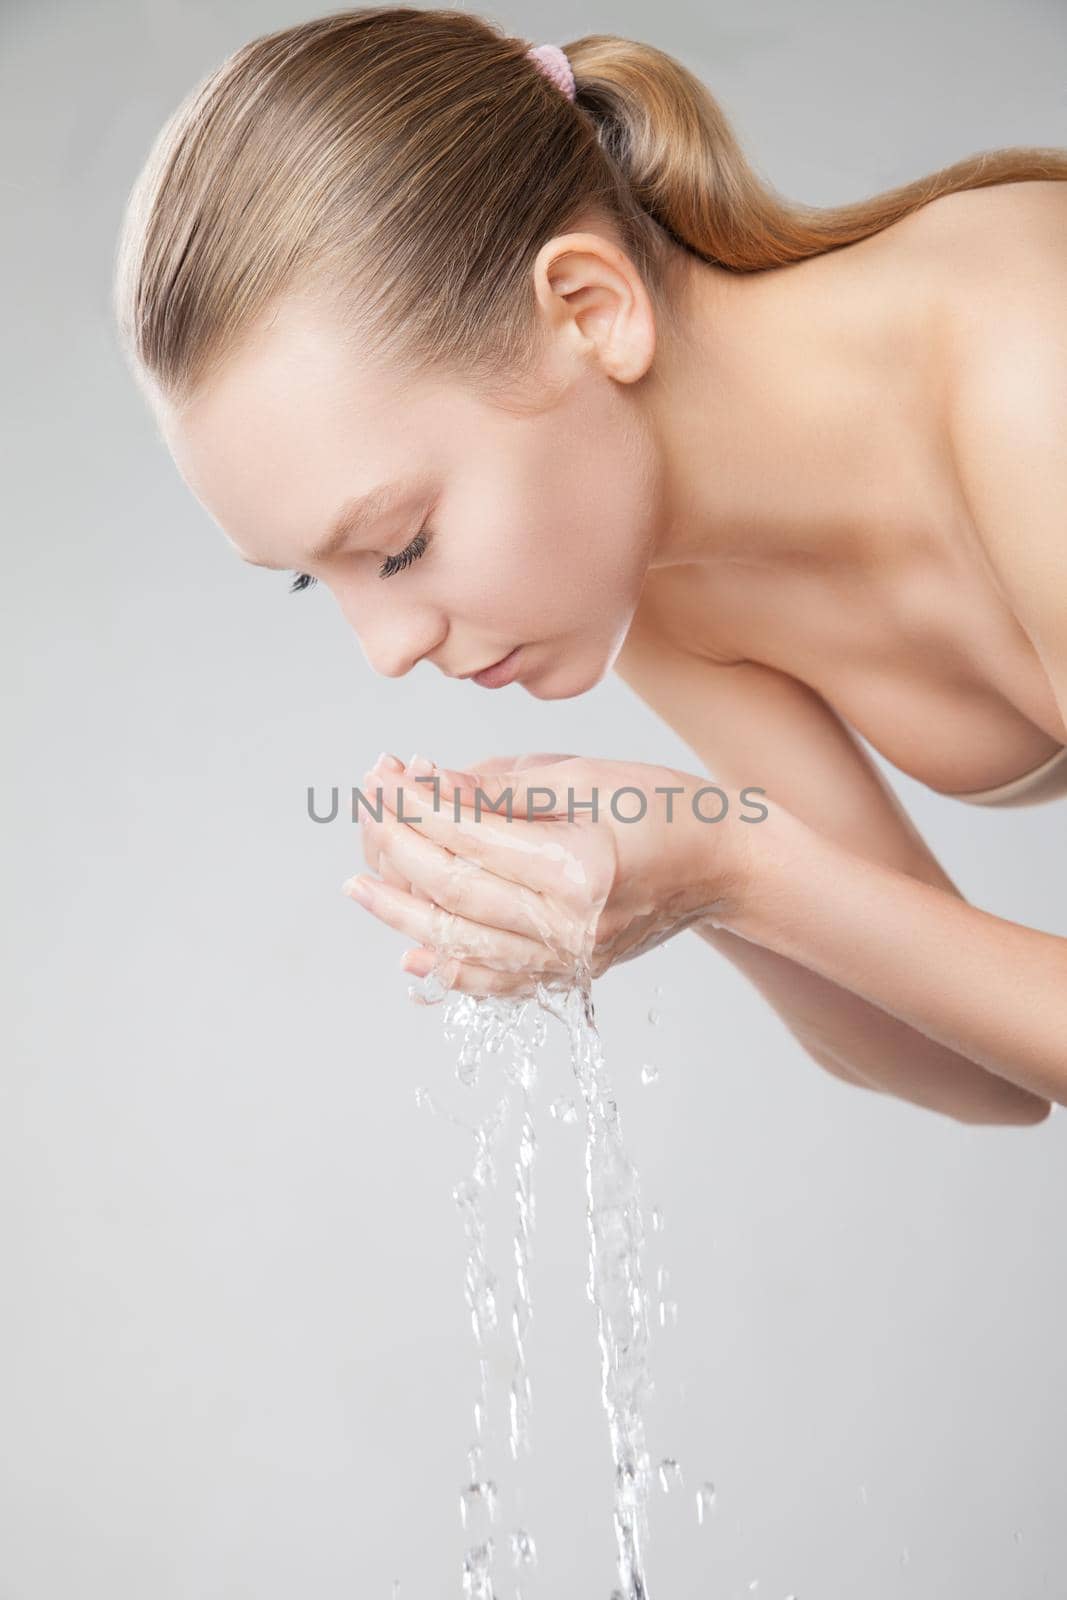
[237,481,405,569]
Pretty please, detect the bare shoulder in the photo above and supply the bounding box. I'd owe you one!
[916,179,1067,332]
[929,180,1066,451]
[908,178,1067,259]
[920,180,1066,463]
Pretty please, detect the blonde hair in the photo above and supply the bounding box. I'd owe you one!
[113,6,1067,411]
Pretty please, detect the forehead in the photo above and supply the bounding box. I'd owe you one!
[156,298,455,554]
[161,299,414,483]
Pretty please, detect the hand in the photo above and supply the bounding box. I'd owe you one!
[358,750,576,899]
[348,751,753,999]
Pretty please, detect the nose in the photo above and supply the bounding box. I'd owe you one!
[338,588,447,679]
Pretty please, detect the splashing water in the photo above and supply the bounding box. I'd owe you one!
[538,979,656,1600]
[407,954,660,1600]
[438,992,538,1598]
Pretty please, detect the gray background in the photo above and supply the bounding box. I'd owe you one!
[4,0,1066,1596]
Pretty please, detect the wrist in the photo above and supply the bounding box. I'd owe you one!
[695,791,816,943]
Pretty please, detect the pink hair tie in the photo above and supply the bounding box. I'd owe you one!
[526,42,576,102]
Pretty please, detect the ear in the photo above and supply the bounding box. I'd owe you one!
[531,229,657,384]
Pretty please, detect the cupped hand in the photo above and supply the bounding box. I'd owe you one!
[358,750,576,896]
[348,751,754,999]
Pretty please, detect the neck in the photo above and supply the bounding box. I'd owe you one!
[645,233,950,576]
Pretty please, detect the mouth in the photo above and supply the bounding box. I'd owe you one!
[466,645,525,689]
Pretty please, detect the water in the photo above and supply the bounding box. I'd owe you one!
[543,980,656,1600]
[409,959,661,1599]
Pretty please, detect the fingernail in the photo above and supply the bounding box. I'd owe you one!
[373,751,403,775]
[342,875,375,905]
[407,753,435,776]
[401,949,434,976]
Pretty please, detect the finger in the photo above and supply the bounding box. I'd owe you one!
[358,761,398,873]
[401,948,540,1001]
[375,804,574,949]
[359,799,384,875]
[381,775,589,898]
[343,873,574,976]
[360,757,428,895]
[361,794,412,891]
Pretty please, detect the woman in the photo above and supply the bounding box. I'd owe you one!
[114,8,1067,1127]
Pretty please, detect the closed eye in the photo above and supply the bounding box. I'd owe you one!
[378,528,430,579]
[286,528,431,592]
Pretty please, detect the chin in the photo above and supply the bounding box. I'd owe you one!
[521,651,612,701]
[523,677,585,702]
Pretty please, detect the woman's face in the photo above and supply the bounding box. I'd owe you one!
[159,289,664,699]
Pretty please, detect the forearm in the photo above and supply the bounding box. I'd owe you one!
[696,921,1050,1124]
[714,805,1064,1110]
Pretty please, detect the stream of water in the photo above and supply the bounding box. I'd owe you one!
[406,959,667,1599]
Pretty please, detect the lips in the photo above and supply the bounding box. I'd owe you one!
[471,645,523,689]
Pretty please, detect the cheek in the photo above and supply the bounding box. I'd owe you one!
[499,515,640,636]
[445,423,656,635]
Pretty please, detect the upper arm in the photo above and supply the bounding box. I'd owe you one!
[614,625,964,898]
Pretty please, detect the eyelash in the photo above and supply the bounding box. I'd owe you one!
[378,528,429,579]
[287,529,430,592]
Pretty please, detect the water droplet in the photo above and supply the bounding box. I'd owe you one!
[459,1478,498,1529]
[640,1062,660,1085]
[509,1528,537,1567]
[647,1007,661,1026]
[748,1583,759,1593]
[410,967,451,1007]
[696,1482,717,1524]
[657,1457,684,1492]
[858,1483,869,1505]
[460,1539,495,1598]
[549,1095,578,1123]
[658,1298,679,1328]
[651,1206,664,1233]
[652,983,664,998]
[900,1546,911,1567]
[1013,1529,1023,1545]
[656,1265,669,1293]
